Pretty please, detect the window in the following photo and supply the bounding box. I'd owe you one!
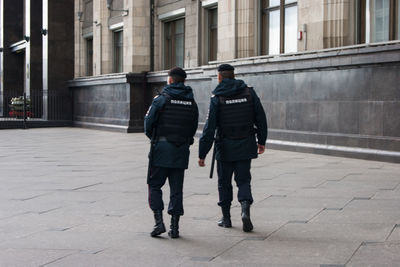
[397,0,400,38]
[208,7,218,62]
[261,0,298,55]
[359,0,400,43]
[164,18,185,69]
[113,30,123,73]
[395,0,400,40]
[86,38,93,76]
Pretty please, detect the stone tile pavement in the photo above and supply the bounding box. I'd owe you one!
[0,128,399,267]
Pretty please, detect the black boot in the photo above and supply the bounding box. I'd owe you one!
[217,206,232,228]
[168,215,180,238]
[150,210,166,237]
[240,200,253,232]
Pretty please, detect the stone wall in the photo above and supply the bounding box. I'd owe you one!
[147,42,400,162]
[69,73,147,132]
[68,41,400,162]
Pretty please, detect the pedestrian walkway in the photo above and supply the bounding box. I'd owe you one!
[0,128,399,267]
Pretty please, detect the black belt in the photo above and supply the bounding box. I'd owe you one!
[157,136,168,142]
[156,136,190,144]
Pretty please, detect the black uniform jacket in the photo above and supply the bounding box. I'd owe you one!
[199,78,268,162]
[145,82,199,169]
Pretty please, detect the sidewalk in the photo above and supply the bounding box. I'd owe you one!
[0,128,399,267]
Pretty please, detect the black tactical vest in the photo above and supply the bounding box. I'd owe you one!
[156,94,197,145]
[218,87,255,139]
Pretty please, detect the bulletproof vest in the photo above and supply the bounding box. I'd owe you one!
[218,87,255,139]
[156,93,197,145]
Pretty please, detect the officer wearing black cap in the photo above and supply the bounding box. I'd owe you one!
[198,64,267,232]
[145,67,199,238]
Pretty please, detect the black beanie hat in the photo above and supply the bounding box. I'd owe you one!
[168,67,187,79]
[217,64,235,72]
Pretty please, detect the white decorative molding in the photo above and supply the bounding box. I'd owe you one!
[158,8,185,21]
[109,22,124,31]
[202,0,218,8]
[82,31,93,39]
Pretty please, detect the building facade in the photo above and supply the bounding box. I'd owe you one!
[71,0,399,162]
[73,0,400,75]
[0,0,74,127]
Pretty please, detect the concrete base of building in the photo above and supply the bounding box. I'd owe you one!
[69,73,148,134]
[267,139,400,164]
[70,43,400,163]
[183,43,400,164]
[72,121,143,133]
[266,129,400,163]
[0,120,72,130]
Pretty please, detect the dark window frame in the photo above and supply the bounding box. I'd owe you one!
[261,0,298,55]
[86,38,93,76]
[164,18,185,69]
[208,7,218,62]
[358,0,399,43]
[113,29,123,73]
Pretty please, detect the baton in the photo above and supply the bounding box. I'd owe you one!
[209,141,216,179]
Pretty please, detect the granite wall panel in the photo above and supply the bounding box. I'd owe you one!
[70,73,147,132]
[146,62,399,146]
[286,102,320,132]
[369,66,400,101]
[359,102,384,136]
[145,44,400,162]
[338,102,360,134]
[383,102,400,138]
[318,101,339,133]
[70,44,400,160]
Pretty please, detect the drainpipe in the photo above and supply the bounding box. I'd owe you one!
[150,0,154,71]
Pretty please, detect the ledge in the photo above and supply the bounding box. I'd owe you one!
[69,72,147,87]
[267,139,400,163]
[146,41,400,81]
[206,40,400,67]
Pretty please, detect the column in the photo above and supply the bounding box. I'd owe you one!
[218,0,236,60]
[42,0,48,119]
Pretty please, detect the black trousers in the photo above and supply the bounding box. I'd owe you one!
[217,159,253,207]
[148,166,185,215]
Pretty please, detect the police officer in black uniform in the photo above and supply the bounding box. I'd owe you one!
[145,67,199,238]
[198,64,267,232]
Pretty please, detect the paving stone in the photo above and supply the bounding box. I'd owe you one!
[212,239,359,266]
[347,242,400,267]
[268,222,394,243]
[0,248,77,267]
[292,183,379,199]
[1,128,400,266]
[387,225,400,241]
[47,235,244,267]
[373,189,400,200]
[257,196,352,210]
[249,206,324,224]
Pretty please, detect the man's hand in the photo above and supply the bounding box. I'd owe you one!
[198,158,205,167]
[258,144,265,154]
